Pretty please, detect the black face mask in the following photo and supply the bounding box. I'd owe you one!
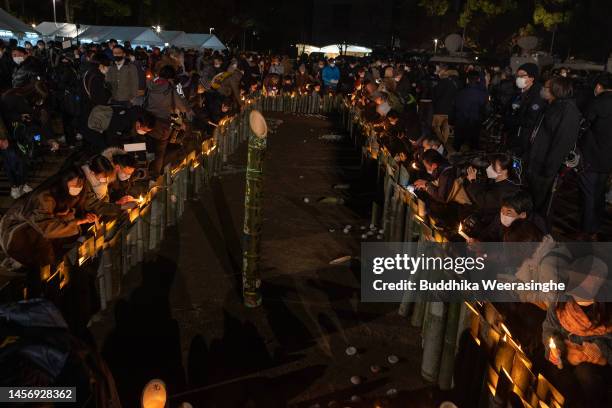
[114,56,124,62]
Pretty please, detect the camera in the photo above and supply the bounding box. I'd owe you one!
[450,151,490,181]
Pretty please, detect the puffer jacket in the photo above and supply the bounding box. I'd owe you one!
[0,188,80,256]
[145,78,190,120]
[11,56,44,88]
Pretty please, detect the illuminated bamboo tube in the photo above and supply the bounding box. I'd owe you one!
[242,110,268,308]
[421,301,446,382]
[438,302,461,390]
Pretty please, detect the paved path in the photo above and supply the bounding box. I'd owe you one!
[91,112,440,407]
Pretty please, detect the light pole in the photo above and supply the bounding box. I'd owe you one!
[52,0,57,27]
[434,38,438,54]
[209,27,214,35]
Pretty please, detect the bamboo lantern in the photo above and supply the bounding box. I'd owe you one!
[242,110,268,308]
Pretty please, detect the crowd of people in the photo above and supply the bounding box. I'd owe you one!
[0,35,610,407]
[339,58,611,406]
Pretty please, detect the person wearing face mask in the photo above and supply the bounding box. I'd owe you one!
[573,73,612,241]
[10,46,43,89]
[101,148,138,203]
[474,190,547,242]
[80,155,123,218]
[295,64,313,93]
[80,53,112,152]
[542,297,611,408]
[419,135,446,157]
[505,63,546,156]
[465,153,521,216]
[32,40,48,63]
[268,56,284,76]
[0,165,97,269]
[527,76,581,217]
[413,148,456,203]
[321,58,340,92]
[105,45,139,106]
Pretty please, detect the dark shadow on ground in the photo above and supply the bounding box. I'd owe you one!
[101,228,186,407]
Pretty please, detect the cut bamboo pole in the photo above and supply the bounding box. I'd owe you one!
[242,110,268,308]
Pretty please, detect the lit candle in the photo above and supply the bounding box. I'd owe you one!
[458,223,470,240]
[549,338,563,369]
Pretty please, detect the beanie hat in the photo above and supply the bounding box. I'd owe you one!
[517,63,539,79]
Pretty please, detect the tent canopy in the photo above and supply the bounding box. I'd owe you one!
[297,43,372,57]
[159,30,184,45]
[35,22,89,38]
[0,7,39,37]
[78,25,115,42]
[97,26,164,46]
[181,33,226,50]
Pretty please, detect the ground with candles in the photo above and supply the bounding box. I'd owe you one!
[88,112,453,407]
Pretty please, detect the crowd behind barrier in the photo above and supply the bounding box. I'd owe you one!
[0,36,610,406]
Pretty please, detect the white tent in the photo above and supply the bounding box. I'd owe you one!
[180,33,226,50]
[296,43,372,57]
[158,30,184,46]
[35,22,89,39]
[0,7,39,38]
[78,25,115,43]
[97,26,165,47]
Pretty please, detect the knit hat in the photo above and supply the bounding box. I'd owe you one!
[517,63,539,79]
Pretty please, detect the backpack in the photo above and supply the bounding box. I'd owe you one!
[211,71,233,90]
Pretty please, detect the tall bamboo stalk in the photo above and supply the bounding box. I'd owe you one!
[242,110,268,308]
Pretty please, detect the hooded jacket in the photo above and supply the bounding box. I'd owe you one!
[580,91,612,173]
[0,188,80,257]
[145,78,190,120]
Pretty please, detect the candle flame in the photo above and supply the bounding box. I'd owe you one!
[549,337,556,350]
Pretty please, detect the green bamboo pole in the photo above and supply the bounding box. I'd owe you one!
[242,110,268,308]
[438,302,461,390]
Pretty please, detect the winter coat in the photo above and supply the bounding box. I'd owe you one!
[528,98,581,177]
[543,299,612,366]
[465,178,520,216]
[432,77,458,115]
[454,83,488,125]
[145,79,190,120]
[11,56,43,89]
[579,91,612,173]
[105,61,139,103]
[321,65,340,88]
[506,82,546,143]
[0,188,80,256]
[80,164,121,218]
[81,68,111,121]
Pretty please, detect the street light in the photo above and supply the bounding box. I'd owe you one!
[209,27,214,35]
[434,38,438,54]
[52,0,57,27]
[153,25,161,34]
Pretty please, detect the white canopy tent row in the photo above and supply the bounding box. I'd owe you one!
[296,43,373,58]
[0,8,39,41]
[172,33,227,50]
[33,21,226,50]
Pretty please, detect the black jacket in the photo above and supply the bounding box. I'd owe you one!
[11,56,43,89]
[579,91,612,173]
[425,163,455,203]
[506,83,546,147]
[81,68,111,120]
[477,212,548,242]
[465,178,521,215]
[432,77,458,115]
[528,98,581,177]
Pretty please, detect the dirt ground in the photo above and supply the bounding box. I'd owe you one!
[89,112,449,407]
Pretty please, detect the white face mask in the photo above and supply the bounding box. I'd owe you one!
[486,165,499,179]
[118,171,131,181]
[516,77,528,89]
[136,128,148,135]
[500,213,516,227]
[68,186,83,196]
[436,145,444,155]
[13,56,24,65]
[426,166,434,175]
